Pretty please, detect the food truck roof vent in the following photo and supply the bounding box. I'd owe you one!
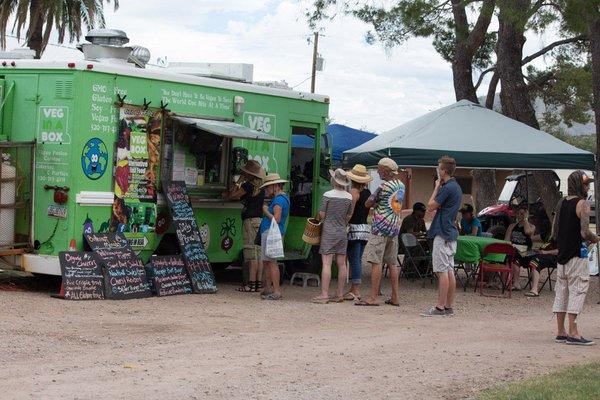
[80,28,150,68]
[85,29,129,46]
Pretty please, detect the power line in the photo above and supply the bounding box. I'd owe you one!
[291,75,312,89]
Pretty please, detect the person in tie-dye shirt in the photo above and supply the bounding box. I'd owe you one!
[355,157,405,307]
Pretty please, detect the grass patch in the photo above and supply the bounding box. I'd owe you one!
[477,362,600,400]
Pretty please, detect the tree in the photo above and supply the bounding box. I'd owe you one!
[0,0,119,59]
[307,0,501,210]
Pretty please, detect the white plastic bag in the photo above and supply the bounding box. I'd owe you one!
[265,218,284,259]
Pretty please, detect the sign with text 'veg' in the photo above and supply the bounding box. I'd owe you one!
[37,106,71,144]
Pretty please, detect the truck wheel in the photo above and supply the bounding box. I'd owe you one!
[488,225,507,240]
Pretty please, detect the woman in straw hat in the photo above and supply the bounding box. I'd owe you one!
[258,173,290,300]
[224,160,266,292]
[312,168,354,304]
[344,164,373,301]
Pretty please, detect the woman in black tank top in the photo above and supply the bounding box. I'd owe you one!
[557,197,582,265]
[344,165,373,300]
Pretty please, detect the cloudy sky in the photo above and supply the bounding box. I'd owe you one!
[5,0,559,133]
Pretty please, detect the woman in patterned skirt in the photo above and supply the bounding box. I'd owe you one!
[312,169,354,304]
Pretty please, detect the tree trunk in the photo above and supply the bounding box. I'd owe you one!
[27,1,45,59]
[472,169,497,212]
[452,43,479,102]
[496,0,561,219]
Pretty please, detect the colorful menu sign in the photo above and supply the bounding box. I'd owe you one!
[147,255,193,296]
[111,105,162,250]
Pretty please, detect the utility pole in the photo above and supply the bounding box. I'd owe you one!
[310,32,319,93]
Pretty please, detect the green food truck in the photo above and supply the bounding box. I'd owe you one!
[0,30,330,276]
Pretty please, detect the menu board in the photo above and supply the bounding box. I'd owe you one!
[84,232,152,300]
[147,255,193,296]
[84,233,130,251]
[163,181,217,293]
[58,252,104,300]
[103,257,153,300]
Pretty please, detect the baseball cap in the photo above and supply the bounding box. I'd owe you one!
[378,157,398,172]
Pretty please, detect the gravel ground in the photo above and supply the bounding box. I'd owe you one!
[1,269,600,400]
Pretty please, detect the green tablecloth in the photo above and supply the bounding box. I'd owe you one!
[455,236,509,264]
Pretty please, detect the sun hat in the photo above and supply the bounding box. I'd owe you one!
[378,157,398,172]
[347,164,373,183]
[260,173,288,188]
[239,160,266,179]
[329,168,351,187]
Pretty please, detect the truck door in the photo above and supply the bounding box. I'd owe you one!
[286,122,330,257]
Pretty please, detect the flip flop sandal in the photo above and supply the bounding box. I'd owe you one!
[329,296,344,303]
[263,293,283,300]
[311,297,329,304]
[524,291,539,297]
[235,284,254,292]
[260,291,274,298]
[384,299,400,307]
[343,292,360,301]
[354,300,379,306]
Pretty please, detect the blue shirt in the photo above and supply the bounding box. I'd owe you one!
[427,179,462,242]
[259,193,290,236]
[461,217,482,237]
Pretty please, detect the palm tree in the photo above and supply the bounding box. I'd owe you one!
[0,0,119,59]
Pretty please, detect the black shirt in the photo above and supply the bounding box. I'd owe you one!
[240,181,265,220]
[349,188,371,224]
[510,223,533,250]
[557,197,582,265]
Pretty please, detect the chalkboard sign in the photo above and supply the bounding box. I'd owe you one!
[163,181,217,294]
[84,233,130,251]
[103,257,152,300]
[147,255,193,296]
[59,252,104,300]
[93,247,138,262]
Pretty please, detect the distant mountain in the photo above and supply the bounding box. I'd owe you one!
[479,95,595,137]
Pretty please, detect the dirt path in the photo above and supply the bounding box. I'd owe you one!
[2,275,600,400]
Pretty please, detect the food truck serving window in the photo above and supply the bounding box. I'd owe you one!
[162,115,286,199]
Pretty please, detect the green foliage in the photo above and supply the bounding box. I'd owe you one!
[306,0,495,70]
[477,362,600,400]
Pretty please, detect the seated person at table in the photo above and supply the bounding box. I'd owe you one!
[400,202,427,235]
[505,207,536,290]
[459,204,482,236]
[524,242,558,297]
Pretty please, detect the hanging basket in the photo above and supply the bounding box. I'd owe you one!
[302,218,322,245]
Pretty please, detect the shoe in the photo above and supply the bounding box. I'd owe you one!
[555,335,568,343]
[420,306,446,317]
[444,307,455,317]
[565,336,595,346]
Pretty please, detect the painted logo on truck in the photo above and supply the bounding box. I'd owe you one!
[81,138,109,180]
[242,112,278,173]
[37,106,71,144]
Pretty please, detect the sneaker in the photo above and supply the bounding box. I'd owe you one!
[555,335,568,343]
[444,307,455,317]
[566,336,595,346]
[420,306,446,317]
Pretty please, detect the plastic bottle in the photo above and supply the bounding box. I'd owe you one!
[580,243,589,258]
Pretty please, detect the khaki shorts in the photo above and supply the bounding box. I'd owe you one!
[364,234,398,267]
[432,236,457,273]
[242,218,261,262]
[552,257,590,315]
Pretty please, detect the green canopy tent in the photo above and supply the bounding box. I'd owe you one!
[344,100,595,170]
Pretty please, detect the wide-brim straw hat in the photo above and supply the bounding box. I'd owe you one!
[240,160,266,179]
[260,173,288,188]
[329,168,351,187]
[347,164,373,183]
